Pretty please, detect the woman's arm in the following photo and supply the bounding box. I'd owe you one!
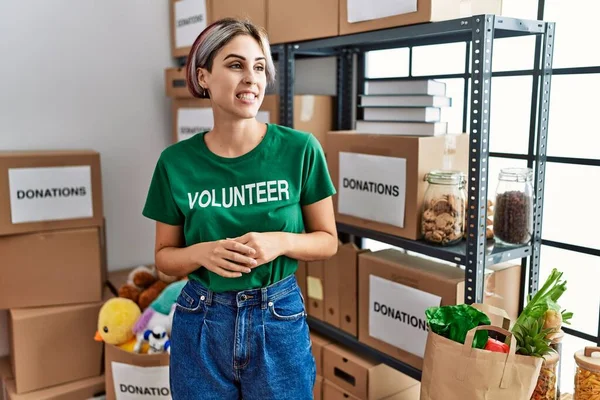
[284,196,338,261]
[234,196,338,265]
[154,221,258,278]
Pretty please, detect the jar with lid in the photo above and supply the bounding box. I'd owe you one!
[493,168,534,246]
[422,170,466,246]
[531,351,559,400]
[574,347,600,400]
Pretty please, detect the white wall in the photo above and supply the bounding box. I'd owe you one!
[0,0,175,357]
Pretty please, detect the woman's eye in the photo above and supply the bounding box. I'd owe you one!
[230,63,242,69]
[255,65,265,71]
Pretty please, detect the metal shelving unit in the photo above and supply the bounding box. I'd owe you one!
[276,14,555,379]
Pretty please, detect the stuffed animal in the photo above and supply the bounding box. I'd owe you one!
[118,265,174,311]
[132,280,187,336]
[134,326,171,354]
[94,297,144,352]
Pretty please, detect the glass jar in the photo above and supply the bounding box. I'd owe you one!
[531,351,559,400]
[422,170,466,246]
[493,168,534,246]
[574,347,600,400]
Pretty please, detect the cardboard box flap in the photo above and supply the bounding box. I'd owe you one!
[310,332,332,347]
[4,375,105,400]
[9,301,101,320]
[0,150,98,158]
[362,249,465,283]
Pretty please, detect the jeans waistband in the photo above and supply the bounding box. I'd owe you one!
[185,274,299,309]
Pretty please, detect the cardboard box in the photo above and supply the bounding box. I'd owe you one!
[327,132,468,241]
[382,384,421,400]
[267,0,339,44]
[358,249,520,370]
[4,376,105,400]
[310,332,332,377]
[296,261,308,304]
[170,0,213,59]
[339,0,502,36]
[314,376,323,400]
[165,67,191,99]
[0,150,103,237]
[104,343,170,400]
[323,380,360,399]
[323,343,418,399]
[172,96,278,143]
[292,95,334,154]
[8,289,109,394]
[0,226,105,309]
[307,260,325,320]
[324,242,370,335]
[212,0,266,28]
[0,357,12,400]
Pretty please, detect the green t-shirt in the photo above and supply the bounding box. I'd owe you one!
[142,123,336,293]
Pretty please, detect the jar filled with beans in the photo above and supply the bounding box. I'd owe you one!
[493,168,534,246]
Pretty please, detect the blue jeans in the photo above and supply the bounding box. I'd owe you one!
[170,274,316,399]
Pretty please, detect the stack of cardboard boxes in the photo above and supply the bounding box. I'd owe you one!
[0,151,108,399]
[309,331,420,400]
[169,0,503,50]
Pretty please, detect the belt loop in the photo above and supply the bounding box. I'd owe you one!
[205,289,213,306]
[261,287,268,310]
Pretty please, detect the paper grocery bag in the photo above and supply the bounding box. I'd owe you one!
[420,324,543,400]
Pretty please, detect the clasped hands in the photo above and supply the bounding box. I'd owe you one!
[196,232,287,278]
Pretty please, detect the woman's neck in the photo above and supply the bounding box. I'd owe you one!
[205,117,267,159]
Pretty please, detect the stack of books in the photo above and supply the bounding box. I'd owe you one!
[357,79,452,136]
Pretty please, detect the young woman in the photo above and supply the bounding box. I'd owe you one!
[143,18,338,399]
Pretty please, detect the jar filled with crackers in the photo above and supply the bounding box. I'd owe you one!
[422,170,466,246]
[574,347,600,400]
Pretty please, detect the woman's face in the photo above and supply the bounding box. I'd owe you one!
[199,34,267,121]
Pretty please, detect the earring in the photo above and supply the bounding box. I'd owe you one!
[199,86,208,97]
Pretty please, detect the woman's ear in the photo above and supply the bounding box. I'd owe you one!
[197,68,209,90]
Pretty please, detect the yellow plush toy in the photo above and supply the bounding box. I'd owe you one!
[94,297,144,352]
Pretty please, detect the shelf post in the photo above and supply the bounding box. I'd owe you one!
[336,49,355,130]
[529,22,555,296]
[276,44,295,128]
[464,15,496,304]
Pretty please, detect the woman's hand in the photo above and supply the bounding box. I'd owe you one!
[191,239,258,278]
[232,232,288,267]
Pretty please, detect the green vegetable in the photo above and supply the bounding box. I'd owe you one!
[512,268,572,357]
[426,304,491,349]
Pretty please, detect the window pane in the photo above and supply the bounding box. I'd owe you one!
[491,36,536,72]
[436,78,465,134]
[542,163,600,250]
[545,0,600,68]
[412,43,466,76]
[365,48,409,79]
[488,76,532,154]
[547,74,600,159]
[501,0,539,20]
[539,245,600,338]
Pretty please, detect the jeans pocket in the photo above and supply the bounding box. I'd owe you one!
[268,289,306,321]
[175,288,206,314]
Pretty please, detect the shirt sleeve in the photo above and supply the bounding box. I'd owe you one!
[142,154,184,226]
[300,134,337,206]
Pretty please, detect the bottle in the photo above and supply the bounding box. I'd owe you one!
[574,347,600,399]
[422,170,466,246]
[493,168,534,246]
